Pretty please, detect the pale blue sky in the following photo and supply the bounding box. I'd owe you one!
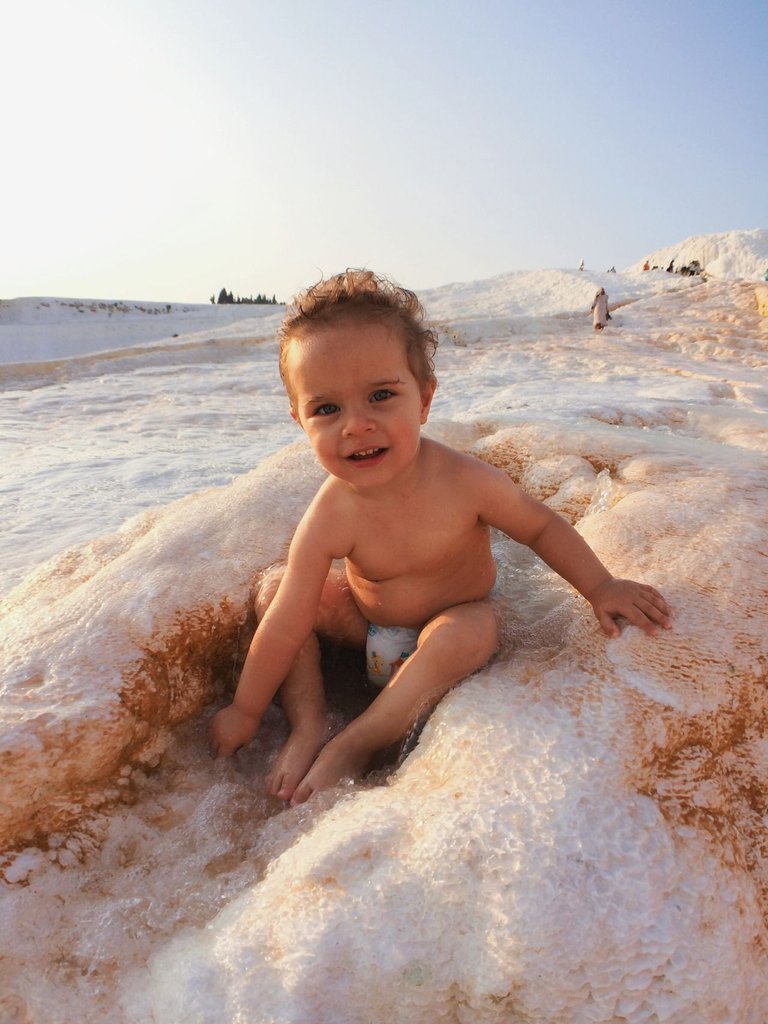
[3,0,766,303]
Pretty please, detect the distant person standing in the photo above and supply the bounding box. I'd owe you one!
[643,261,650,271]
[579,258,585,271]
[591,288,609,331]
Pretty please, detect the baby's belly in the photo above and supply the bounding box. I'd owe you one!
[348,561,496,629]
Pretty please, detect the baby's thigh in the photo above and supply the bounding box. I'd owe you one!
[316,567,369,649]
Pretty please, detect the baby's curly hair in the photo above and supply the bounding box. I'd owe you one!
[279,269,438,397]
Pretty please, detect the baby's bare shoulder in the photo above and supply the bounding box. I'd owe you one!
[426,439,510,486]
[297,477,358,553]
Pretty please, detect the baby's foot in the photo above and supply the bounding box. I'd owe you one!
[290,732,373,806]
[265,718,329,803]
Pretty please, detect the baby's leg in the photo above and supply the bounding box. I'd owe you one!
[290,601,498,804]
[258,566,368,801]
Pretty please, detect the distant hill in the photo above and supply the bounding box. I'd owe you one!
[0,297,284,365]
[626,228,768,280]
[420,267,695,321]
[420,228,768,321]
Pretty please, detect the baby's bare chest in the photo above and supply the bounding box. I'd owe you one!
[346,501,487,582]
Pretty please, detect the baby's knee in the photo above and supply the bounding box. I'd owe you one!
[426,605,498,666]
[465,610,499,663]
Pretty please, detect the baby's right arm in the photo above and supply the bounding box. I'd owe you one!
[209,488,345,758]
[208,587,323,758]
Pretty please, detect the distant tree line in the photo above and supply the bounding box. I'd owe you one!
[210,288,280,305]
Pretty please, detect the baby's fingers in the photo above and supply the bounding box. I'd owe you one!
[638,588,673,629]
[209,728,246,759]
[623,596,672,636]
[628,606,662,636]
[594,591,673,639]
[596,609,622,638]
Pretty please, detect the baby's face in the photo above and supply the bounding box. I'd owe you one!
[284,320,435,489]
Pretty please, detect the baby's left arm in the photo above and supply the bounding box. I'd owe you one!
[475,459,672,636]
[528,513,672,637]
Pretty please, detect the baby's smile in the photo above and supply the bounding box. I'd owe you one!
[348,447,386,461]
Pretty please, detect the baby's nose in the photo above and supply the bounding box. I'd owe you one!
[342,409,375,435]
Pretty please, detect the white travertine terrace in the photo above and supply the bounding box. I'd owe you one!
[2,267,767,1022]
[3,426,767,1021]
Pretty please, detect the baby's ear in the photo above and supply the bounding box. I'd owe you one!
[420,378,437,423]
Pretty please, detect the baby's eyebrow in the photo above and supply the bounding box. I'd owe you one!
[305,378,404,403]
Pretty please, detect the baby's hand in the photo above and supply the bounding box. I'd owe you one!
[209,703,261,758]
[588,577,672,638]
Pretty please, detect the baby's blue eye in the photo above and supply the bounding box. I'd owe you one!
[314,403,339,416]
[371,389,393,403]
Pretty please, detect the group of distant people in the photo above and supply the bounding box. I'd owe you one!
[642,258,703,277]
[579,259,616,274]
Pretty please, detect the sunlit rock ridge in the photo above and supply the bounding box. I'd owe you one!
[627,227,768,279]
[1,229,767,1022]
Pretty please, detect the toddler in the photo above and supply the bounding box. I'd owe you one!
[210,270,671,804]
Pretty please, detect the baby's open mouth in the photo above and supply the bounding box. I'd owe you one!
[348,447,385,461]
